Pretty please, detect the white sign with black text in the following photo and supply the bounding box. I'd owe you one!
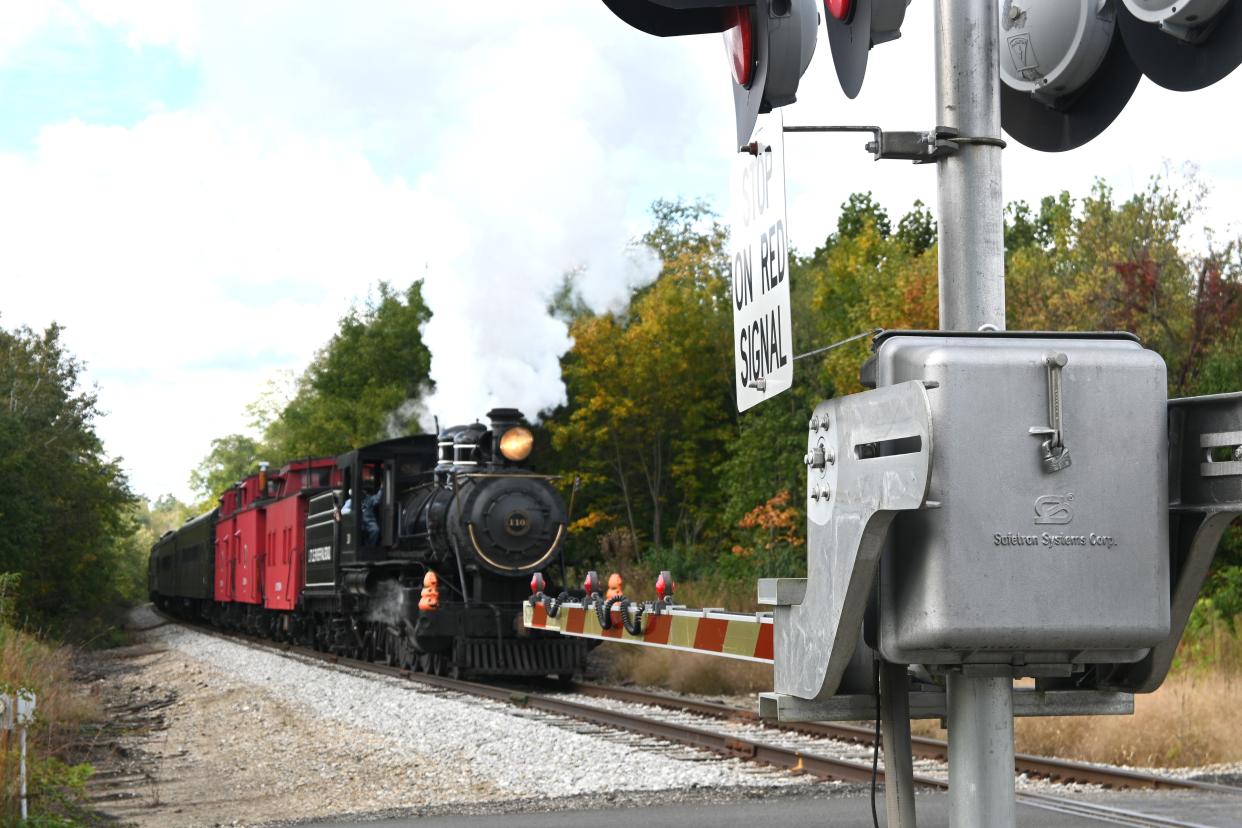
[730,113,792,412]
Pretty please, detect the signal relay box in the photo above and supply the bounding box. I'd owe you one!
[871,332,1170,666]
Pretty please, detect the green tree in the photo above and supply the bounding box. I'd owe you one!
[189,433,268,507]
[261,280,434,458]
[0,322,140,634]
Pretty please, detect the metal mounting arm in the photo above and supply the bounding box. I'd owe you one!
[783,125,1005,163]
[761,380,933,701]
[1106,391,1242,693]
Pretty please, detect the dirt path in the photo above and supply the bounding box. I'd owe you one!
[79,619,502,827]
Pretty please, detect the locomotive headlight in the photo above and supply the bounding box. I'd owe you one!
[499,427,534,462]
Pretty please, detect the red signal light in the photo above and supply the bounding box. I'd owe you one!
[826,0,852,22]
[723,7,754,87]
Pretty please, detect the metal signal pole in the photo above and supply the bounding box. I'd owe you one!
[936,0,1006,332]
[934,1,1014,827]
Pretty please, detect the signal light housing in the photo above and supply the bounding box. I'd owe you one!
[731,0,818,146]
[824,0,909,99]
[999,0,1141,152]
[1001,0,1242,152]
[1116,0,1242,91]
[597,1,816,147]
[599,0,736,36]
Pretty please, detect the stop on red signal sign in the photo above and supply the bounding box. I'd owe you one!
[730,114,793,413]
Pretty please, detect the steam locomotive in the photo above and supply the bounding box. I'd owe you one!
[148,408,587,678]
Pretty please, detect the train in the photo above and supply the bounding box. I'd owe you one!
[148,408,588,679]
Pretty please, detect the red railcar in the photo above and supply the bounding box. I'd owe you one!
[214,489,238,603]
[263,459,338,613]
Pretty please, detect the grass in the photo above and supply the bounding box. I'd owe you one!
[907,670,1242,768]
[0,625,99,826]
[604,648,772,696]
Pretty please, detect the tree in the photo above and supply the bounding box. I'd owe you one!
[546,200,735,560]
[261,280,434,458]
[189,433,268,507]
[0,322,140,634]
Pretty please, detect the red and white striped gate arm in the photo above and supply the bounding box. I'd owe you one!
[522,600,774,663]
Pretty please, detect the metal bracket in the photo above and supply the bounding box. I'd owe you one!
[1106,391,1242,693]
[760,688,1133,722]
[783,124,1005,164]
[760,381,932,701]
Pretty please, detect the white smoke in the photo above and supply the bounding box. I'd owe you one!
[414,39,668,428]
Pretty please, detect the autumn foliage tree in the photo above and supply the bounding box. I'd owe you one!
[549,178,1242,618]
[547,201,735,563]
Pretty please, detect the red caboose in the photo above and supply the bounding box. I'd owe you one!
[264,459,338,618]
[213,465,274,630]
[214,489,238,604]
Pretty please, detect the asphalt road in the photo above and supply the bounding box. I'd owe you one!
[309,790,1242,828]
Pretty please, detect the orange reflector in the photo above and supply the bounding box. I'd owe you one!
[419,570,440,612]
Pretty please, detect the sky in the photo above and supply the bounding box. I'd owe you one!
[2,1,1240,503]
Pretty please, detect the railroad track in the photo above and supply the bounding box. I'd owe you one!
[564,682,1239,795]
[152,612,1235,827]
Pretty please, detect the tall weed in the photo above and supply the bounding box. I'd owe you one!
[0,622,97,824]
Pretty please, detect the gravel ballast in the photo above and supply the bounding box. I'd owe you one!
[145,620,807,797]
[89,608,814,827]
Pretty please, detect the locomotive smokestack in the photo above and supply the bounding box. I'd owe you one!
[486,408,523,432]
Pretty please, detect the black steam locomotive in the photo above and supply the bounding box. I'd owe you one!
[150,408,587,679]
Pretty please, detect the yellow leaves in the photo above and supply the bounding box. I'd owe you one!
[570,511,614,533]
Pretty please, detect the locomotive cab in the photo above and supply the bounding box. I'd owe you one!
[333,435,438,561]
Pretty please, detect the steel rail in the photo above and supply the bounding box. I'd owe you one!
[152,613,1225,827]
[566,682,1240,796]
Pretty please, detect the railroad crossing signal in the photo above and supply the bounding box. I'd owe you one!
[581,4,1242,826]
[999,0,1242,152]
[599,0,817,146]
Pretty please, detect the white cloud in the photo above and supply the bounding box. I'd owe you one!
[0,113,427,499]
[0,0,80,61]
[0,3,728,500]
[77,0,199,55]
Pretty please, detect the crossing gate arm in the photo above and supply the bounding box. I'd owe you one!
[523,601,774,663]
